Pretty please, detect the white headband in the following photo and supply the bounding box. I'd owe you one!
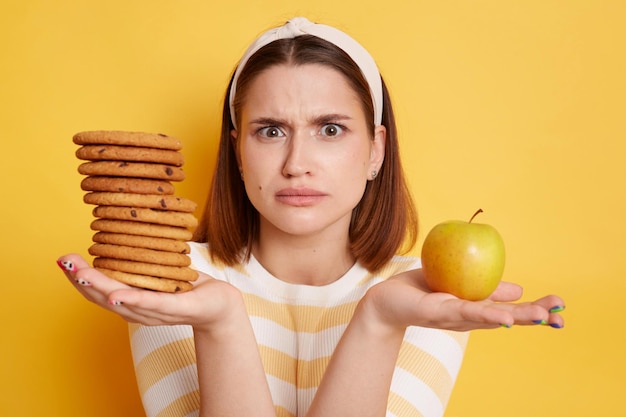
[228,17,383,128]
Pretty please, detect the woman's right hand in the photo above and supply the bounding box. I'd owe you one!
[59,253,277,416]
[57,253,245,331]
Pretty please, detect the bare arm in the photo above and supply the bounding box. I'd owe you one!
[57,254,276,417]
[191,286,275,417]
[59,255,564,417]
[306,268,565,417]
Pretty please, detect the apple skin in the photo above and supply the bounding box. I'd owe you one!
[421,215,505,301]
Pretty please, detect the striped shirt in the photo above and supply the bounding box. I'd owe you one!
[129,242,468,417]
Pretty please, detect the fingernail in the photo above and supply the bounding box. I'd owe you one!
[75,278,91,286]
[532,319,547,325]
[500,323,512,328]
[109,300,123,306]
[549,306,565,313]
[549,322,563,329]
[57,259,77,273]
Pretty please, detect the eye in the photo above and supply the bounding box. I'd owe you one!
[258,126,285,138]
[320,123,343,137]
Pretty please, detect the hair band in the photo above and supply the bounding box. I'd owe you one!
[228,17,383,128]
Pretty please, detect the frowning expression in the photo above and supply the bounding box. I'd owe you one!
[234,64,385,240]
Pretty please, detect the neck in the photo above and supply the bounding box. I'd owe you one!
[252,227,355,286]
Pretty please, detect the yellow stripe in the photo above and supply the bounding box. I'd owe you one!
[242,292,358,333]
[357,258,418,285]
[356,270,376,286]
[396,342,453,405]
[135,337,196,395]
[258,345,331,389]
[128,322,140,337]
[381,257,420,276]
[230,260,249,275]
[387,391,424,417]
[276,405,296,417]
[443,329,470,349]
[154,390,200,417]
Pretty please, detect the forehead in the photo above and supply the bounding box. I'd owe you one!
[241,64,362,115]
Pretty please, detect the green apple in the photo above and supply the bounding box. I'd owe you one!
[421,209,505,301]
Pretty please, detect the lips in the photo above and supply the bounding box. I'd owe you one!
[275,187,327,206]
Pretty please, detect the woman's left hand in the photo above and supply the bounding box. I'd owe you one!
[363,268,565,331]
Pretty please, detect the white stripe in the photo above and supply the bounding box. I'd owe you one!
[130,324,193,366]
[250,317,296,356]
[266,374,297,415]
[295,326,344,361]
[141,364,199,417]
[296,387,317,416]
[391,366,444,417]
[404,327,466,378]
[251,316,346,360]
[188,243,213,271]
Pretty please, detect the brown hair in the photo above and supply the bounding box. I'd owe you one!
[194,35,418,272]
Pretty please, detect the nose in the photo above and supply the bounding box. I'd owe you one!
[281,131,312,177]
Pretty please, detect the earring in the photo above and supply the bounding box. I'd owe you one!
[371,170,378,180]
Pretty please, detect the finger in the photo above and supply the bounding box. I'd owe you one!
[517,295,566,328]
[490,295,566,327]
[489,281,523,302]
[546,310,565,329]
[57,253,130,305]
[431,297,514,330]
[467,303,515,328]
[106,272,212,314]
[109,287,175,311]
[56,253,90,283]
[545,301,566,329]
[531,294,566,313]
[107,288,190,325]
[106,292,170,325]
[57,254,100,299]
[56,254,188,325]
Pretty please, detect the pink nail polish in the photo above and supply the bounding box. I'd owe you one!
[57,259,77,273]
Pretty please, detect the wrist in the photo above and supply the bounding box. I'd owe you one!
[192,283,249,336]
[354,286,407,341]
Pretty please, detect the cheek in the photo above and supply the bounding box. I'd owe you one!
[342,147,372,178]
[242,174,265,213]
[240,145,263,176]
[332,153,370,194]
[241,152,272,195]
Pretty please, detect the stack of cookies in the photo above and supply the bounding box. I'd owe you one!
[74,130,199,293]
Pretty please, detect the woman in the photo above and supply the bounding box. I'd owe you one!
[58,17,565,417]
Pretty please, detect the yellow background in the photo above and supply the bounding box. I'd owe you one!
[1,1,624,416]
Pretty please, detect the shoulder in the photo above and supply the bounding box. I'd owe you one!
[188,241,228,279]
[188,241,250,282]
[374,254,422,280]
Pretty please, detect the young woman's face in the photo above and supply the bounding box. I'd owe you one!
[235,64,385,240]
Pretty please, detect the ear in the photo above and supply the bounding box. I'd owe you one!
[369,125,386,176]
[231,129,242,170]
[230,128,238,144]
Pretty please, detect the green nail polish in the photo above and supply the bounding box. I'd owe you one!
[549,306,565,313]
[500,323,512,328]
[532,319,547,325]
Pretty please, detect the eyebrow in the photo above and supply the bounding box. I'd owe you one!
[311,113,353,125]
[248,113,353,126]
[248,117,286,127]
